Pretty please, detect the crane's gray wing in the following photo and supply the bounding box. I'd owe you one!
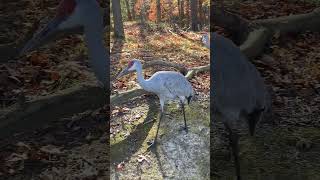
[162,73,193,98]
[211,32,269,115]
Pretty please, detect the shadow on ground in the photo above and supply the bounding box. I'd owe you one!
[110,96,210,179]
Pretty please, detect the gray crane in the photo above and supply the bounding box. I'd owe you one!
[19,0,108,86]
[203,33,271,180]
[117,59,194,147]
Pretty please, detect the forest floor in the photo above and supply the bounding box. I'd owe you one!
[212,0,320,179]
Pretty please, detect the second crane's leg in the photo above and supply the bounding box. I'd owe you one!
[180,101,188,132]
[225,123,241,180]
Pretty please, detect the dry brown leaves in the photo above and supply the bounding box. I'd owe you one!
[230,0,318,20]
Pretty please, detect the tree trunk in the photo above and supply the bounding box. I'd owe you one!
[131,0,136,20]
[186,0,190,26]
[168,0,173,24]
[112,0,125,39]
[140,0,147,25]
[180,0,185,26]
[178,0,181,17]
[125,0,132,21]
[190,0,199,31]
[156,0,161,23]
[198,0,203,29]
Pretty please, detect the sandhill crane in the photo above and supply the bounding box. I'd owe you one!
[19,0,108,86]
[117,59,194,147]
[203,33,271,180]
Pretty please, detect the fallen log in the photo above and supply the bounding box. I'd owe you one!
[244,7,320,59]
[0,83,107,138]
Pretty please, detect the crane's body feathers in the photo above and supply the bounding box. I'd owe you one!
[144,71,194,105]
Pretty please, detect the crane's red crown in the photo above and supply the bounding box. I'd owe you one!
[57,0,76,18]
[128,61,134,68]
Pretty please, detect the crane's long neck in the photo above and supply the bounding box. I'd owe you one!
[135,65,151,91]
[84,24,108,86]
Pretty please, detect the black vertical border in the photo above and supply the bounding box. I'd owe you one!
[105,0,111,179]
[210,0,214,178]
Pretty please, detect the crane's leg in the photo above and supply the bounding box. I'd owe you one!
[180,101,188,133]
[224,123,241,180]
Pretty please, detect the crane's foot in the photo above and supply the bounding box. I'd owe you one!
[147,139,157,150]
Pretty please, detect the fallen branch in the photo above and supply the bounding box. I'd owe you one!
[0,83,106,138]
[224,7,320,59]
[186,65,210,79]
[111,59,190,82]
[144,60,188,75]
[240,28,271,59]
[212,6,250,43]
[253,7,320,33]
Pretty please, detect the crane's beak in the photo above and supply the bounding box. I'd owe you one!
[116,67,130,79]
[19,16,64,56]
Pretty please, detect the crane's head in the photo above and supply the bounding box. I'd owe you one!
[116,59,142,79]
[201,34,210,49]
[20,0,102,55]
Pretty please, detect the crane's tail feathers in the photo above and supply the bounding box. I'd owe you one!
[187,96,192,105]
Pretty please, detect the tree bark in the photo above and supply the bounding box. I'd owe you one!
[168,0,174,24]
[190,0,199,31]
[178,0,181,17]
[186,0,190,25]
[156,0,161,23]
[124,0,132,21]
[198,0,203,29]
[180,0,185,26]
[140,1,147,24]
[131,0,136,20]
[112,0,125,39]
